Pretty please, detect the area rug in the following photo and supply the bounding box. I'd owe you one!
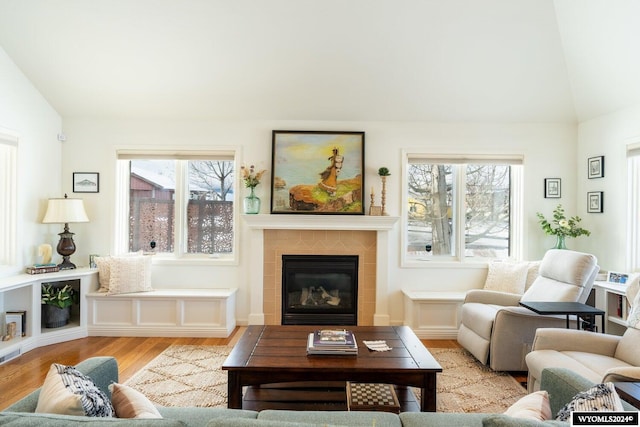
[125,345,526,412]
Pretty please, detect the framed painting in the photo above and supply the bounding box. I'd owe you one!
[544,178,561,198]
[73,172,99,193]
[587,191,603,213]
[271,130,365,214]
[588,156,604,179]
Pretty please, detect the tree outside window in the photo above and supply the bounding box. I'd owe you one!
[406,161,512,259]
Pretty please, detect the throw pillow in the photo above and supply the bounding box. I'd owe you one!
[35,363,114,417]
[524,261,541,292]
[556,383,624,422]
[109,383,162,419]
[108,255,153,295]
[95,256,112,292]
[483,261,529,294]
[504,390,552,420]
[626,274,640,329]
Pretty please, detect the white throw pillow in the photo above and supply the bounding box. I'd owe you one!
[483,261,529,294]
[504,390,552,420]
[108,255,153,295]
[35,363,114,417]
[95,256,112,292]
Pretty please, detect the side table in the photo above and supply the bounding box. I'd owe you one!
[518,301,605,333]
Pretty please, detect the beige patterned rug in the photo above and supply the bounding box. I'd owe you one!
[125,345,526,412]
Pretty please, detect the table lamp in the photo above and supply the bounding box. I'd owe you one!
[42,194,89,269]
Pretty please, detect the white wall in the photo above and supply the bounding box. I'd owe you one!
[577,104,640,273]
[62,118,577,325]
[0,47,62,277]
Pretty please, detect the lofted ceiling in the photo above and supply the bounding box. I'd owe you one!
[0,0,638,123]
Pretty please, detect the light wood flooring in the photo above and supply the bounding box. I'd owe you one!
[0,328,525,410]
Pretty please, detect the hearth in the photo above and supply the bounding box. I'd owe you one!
[281,254,358,325]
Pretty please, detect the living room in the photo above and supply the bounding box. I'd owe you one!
[1,0,640,422]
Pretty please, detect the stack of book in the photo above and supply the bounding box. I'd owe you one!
[25,263,60,275]
[307,329,358,356]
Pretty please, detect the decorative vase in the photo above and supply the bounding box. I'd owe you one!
[553,235,568,250]
[243,187,261,214]
[42,305,70,328]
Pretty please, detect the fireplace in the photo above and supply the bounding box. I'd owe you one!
[281,254,358,325]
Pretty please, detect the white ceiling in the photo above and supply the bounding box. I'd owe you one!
[0,0,638,123]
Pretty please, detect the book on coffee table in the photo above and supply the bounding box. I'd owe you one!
[307,332,358,356]
[313,329,356,346]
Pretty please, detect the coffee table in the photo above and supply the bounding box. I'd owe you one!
[222,325,442,412]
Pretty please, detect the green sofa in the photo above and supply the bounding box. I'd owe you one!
[1,357,637,426]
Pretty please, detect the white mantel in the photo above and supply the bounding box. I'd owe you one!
[242,214,399,326]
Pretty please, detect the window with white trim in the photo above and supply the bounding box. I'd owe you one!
[402,152,523,263]
[627,142,640,271]
[0,130,18,272]
[115,149,237,260]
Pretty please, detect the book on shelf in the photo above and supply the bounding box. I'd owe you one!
[307,331,358,356]
[5,310,26,338]
[25,265,60,274]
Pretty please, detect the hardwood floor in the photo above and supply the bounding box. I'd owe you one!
[0,330,524,411]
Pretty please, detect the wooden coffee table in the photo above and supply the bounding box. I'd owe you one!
[222,325,442,412]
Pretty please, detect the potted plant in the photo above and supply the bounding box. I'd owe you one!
[41,283,78,328]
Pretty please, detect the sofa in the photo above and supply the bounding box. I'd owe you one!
[457,249,599,371]
[1,356,637,426]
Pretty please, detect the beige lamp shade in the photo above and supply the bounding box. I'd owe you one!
[42,197,89,224]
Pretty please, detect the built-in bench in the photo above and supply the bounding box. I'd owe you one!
[402,290,466,339]
[86,288,237,338]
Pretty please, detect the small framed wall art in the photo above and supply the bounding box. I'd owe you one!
[544,178,561,198]
[588,156,605,179]
[587,191,603,213]
[73,172,99,193]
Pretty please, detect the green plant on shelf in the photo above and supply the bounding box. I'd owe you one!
[41,284,78,309]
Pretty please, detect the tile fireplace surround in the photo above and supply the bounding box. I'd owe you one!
[243,215,399,326]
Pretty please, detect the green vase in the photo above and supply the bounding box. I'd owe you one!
[553,235,567,250]
[243,187,260,214]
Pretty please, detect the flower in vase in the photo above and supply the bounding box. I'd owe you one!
[240,164,266,189]
[536,204,590,238]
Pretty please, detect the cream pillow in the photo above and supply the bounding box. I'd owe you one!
[35,363,114,417]
[483,261,529,294]
[95,256,112,292]
[504,391,552,420]
[107,255,153,295]
[109,383,162,419]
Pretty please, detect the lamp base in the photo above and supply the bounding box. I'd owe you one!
[56,225,77,270]
[58,256,77,270]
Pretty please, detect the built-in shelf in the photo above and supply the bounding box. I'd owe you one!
[594,281,629,336]
[0,268,98,363]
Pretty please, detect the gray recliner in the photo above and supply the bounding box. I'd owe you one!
[457,249,599,371]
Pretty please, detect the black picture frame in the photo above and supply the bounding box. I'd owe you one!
[587,191,603,213]
[588,156,605,179]
[544,178,561,198]
[73,172,99,193]
[271,130,365,215]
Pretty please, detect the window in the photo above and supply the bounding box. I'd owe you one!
[115,149,237,261]
[403,152,523,264]
[627,142,640,271]
[0,128,18,274]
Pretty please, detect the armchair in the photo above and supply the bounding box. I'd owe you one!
[526,276,640,392]
[457,249,599,372]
